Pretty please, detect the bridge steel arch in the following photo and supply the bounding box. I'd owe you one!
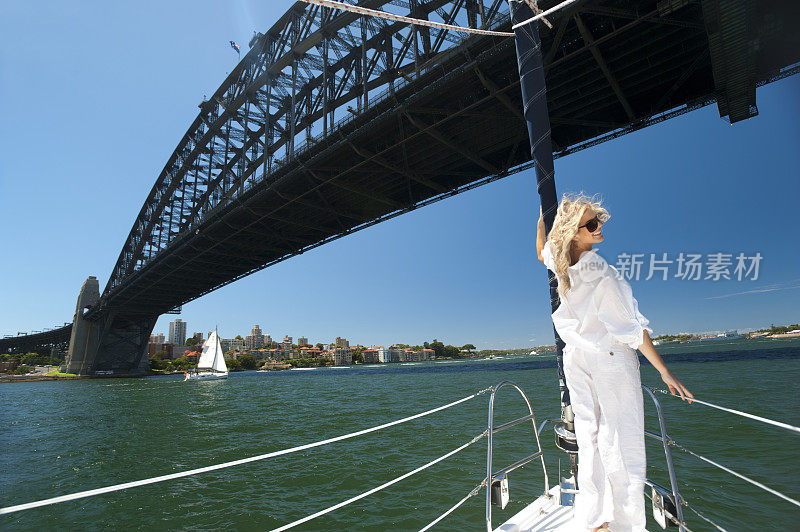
[6,0,793,373]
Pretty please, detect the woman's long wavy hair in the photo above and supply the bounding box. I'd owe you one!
[548,191,610,297]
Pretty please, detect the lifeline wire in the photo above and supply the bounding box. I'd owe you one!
[270,431,488,531]
[301,0,514,36]
[670,437,800,509]
[418,478,487,532]
[650,387,800,434]
[684,502,729,532]
[0,387,491,516]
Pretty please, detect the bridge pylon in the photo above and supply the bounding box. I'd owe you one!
[63,277,155,375]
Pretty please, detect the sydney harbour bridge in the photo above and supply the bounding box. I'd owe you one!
[2,0,797,374]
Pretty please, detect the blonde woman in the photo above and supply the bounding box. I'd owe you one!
[536,192,693,532]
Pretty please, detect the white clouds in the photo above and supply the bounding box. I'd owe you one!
[704,278,800,299]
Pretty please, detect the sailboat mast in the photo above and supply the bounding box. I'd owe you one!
[212,326,219,373]
[509,0,576,470]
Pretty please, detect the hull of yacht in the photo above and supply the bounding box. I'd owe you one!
[184,371,227,381]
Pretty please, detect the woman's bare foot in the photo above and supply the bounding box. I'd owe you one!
[591,522,610,532]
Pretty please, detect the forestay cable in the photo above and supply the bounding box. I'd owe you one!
[0,387,491,516]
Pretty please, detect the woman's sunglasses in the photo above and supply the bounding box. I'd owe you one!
[579,215,603,233]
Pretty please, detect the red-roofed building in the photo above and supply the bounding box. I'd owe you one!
[362,349,379,364]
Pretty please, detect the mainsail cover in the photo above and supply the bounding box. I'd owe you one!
[509,1,570,411]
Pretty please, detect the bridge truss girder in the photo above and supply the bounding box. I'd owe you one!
[64,0,798,326]
[105,0,509,297]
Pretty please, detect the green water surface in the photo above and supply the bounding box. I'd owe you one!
[2,338,798,530]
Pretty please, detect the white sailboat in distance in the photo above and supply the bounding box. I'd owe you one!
[184,329,228,381]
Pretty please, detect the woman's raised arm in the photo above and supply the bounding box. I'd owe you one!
[536,205,546,264]
[637,329,694,403]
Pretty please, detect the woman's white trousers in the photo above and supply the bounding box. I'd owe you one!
[563,344,647,532]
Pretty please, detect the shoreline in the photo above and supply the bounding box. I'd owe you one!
[0,372,148,384]
[2,338,796,384]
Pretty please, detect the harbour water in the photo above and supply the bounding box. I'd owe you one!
[2,337,798,530]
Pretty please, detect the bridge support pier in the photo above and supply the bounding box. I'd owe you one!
[64,277,156,375]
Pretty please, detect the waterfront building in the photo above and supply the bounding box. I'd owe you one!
[173,345,195,359]
[335,336,349,348]
[282,335,292,350]
[404,349,420,362]
[296,346,323,359]
[329,347,352,366]
[246,325,265,349]
[264,334,272,345]
[149,333,165,344]
[298,336,308,346]
[220,337,245,353]
[192,332,204,342]
[168,319,187,346]
[420,349,435,360]
[362,349,380,364]
[377,348,402,363]
[266,348,294,361]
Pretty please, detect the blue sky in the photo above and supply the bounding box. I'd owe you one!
[1,1,798,349]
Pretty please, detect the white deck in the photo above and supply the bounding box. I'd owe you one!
[494,484,576,532]
[495,483,649,532]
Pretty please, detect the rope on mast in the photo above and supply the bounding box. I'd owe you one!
[511,0,579,30]
[300,0,515,37]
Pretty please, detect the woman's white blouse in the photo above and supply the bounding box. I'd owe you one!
[542,240,653,352]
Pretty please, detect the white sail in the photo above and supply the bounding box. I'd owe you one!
[211,333,228,373]
[197,331,220,370]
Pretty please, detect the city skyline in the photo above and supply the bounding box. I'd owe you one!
[149,318,784,351]
[1,2,798,351]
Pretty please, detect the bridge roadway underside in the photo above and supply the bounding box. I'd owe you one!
[100,0,798,328]
[0,326,71,355]
[7,0,791,370]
